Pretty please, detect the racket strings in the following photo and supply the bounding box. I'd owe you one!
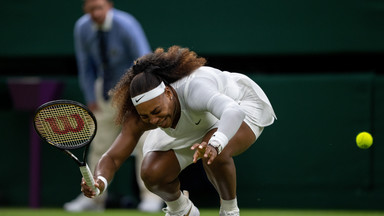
[34,104,96,149]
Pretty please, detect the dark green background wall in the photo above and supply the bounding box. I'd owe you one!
[1,0,384,56]
[1,0,383,211]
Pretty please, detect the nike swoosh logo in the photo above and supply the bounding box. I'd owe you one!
[135,95,145,103]
[195,119,201,125]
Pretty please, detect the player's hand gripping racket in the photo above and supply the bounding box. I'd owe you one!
[33,99,100,196]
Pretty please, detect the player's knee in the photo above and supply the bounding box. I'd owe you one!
[141,166,160,188]
[141,150,180,189]
[141,162,176,189]
[204,153,232,168]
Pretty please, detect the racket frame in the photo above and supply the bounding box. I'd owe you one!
[33,99,100,195]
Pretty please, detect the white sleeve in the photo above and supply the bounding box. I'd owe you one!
[185,77,245,148]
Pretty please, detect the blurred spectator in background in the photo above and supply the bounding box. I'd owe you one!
[64,0,163,212]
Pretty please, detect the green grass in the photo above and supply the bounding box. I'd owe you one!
[1,208,384,216]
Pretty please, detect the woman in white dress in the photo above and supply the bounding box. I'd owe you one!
[80,46,276,216]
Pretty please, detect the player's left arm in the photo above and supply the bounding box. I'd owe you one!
[188,78,245,163]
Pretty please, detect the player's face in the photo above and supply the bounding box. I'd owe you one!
[136,88,179,128]
[84,0,112,26]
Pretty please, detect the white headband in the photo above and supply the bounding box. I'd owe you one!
[131,81,166,106]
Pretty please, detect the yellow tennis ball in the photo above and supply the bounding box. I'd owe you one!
[356,132,373,149]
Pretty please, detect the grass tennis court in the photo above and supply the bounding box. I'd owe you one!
[1,208,384,216]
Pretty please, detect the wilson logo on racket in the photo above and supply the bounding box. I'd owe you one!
[44,114,85,134]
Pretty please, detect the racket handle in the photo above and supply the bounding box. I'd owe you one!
[79,164,100,196]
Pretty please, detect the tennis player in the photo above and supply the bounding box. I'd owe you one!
[80,46,277,216]
[67,0,163,213]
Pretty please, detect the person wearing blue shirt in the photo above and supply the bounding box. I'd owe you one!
[64,0,163,212]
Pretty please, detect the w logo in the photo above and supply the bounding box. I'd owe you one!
[44,114,85,134]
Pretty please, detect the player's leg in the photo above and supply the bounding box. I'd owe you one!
[202,122,260,216]
[141,150,199,215]
[141,150,181,200]
[135,131,164,212]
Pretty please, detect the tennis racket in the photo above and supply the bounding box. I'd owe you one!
[33,99,100,195]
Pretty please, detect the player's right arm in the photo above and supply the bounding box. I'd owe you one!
[81,113,155,197]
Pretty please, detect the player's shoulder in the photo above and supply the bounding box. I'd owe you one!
[194,66,223,74]
[190,66,224,81]
[181,67,221,94]
[173,67,223,97]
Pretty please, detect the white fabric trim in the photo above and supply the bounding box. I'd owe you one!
[97,176,108,195]
[131,82,166,106]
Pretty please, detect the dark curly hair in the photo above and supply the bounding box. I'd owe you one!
[110,45,206,125]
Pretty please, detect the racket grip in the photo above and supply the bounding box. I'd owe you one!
[79,164,100,197]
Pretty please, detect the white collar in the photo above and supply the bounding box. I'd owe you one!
[92,9,113,31]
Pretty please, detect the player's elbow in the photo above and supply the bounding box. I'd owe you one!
[100,152,121,171]
[223,103,245,121]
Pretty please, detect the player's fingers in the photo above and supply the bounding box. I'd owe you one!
[81,185,93,198]
[81,178,89,187]
[80,178,96,197]
[190,143,200,150]
[193,146,206,163]
[81,184,88,192]
[203,143,216,158]
[197,142,207,155]
[199,141,208,149]
[207,150,217,165]
[204,146,212,158]
[192,149,201,163]
[81,185,91,194]
[192,142,210,163]
[204,145,217,165]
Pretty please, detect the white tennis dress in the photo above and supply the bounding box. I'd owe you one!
[143,66,276,170]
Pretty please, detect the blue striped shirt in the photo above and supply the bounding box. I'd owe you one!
[74,8,151,103]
